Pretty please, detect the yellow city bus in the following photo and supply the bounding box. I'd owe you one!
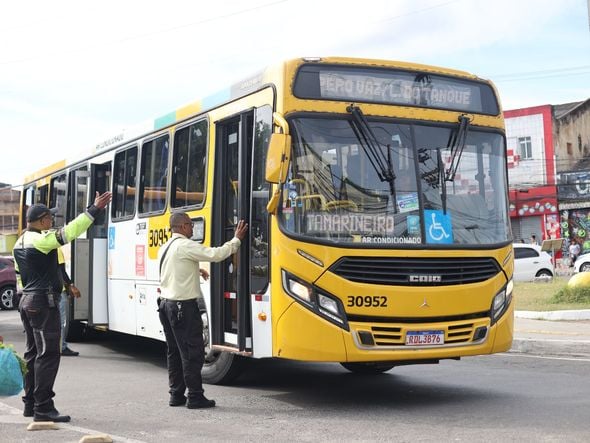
[19,57,514,382]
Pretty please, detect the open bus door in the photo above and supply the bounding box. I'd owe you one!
[71,163,111,333]
[205,106,272,383]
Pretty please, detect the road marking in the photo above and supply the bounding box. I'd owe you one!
[0,402,147,443]
[502,353,590,362]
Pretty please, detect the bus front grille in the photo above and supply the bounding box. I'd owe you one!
[330,256,501,286]
[351,316,490,350]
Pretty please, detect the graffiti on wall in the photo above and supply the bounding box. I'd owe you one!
[558,170,590,200]
[560,209,590,254]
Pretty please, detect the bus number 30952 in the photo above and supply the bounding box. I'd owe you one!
[148,228,171,248]
[347,295,387,307]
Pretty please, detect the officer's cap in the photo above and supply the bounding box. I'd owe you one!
[26,204,58,222]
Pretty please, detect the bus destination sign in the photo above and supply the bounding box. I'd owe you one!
[320,72,473,109]
[293,65,499,115]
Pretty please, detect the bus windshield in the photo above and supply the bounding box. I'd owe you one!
[279,115,510,246]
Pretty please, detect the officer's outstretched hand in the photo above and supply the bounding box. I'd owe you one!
[93,191,113,209]
[234,220,248,241]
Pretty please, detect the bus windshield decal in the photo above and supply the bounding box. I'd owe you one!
[294,65,499,115]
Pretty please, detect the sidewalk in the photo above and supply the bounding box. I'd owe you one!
[512,310,590,359]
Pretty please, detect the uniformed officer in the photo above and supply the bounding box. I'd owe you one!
[158,212,247,409]
[13,191,112,422]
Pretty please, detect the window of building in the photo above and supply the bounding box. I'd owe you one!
[49,174,67,228]
[112,147,138,220]
[172,120,208,208]
[518,136,532,159]
[567,142,573,155]
[139,135,169,215]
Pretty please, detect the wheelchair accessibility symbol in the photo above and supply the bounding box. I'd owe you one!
[424,210,453,244]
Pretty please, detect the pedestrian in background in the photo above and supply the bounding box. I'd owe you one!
[13,192,112,423]
[57,247,80,356]
[157,212,247,409]
[569,238,581,267]
[530,234,539,245]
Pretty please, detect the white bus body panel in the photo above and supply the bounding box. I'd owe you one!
[108,279,137,335]
[250,285,272,358]
[91,239,108,324]
[108,222,143,280]
[136,283,165,341]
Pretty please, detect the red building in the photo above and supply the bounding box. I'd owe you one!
[504,106,558,244]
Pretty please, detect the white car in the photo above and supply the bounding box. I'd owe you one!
[512,243,554,281]
[573,252,590,273]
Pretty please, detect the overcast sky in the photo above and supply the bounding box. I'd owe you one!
[1,0,588,186]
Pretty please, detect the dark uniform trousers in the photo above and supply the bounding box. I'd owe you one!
[20,293,62,413]
[158,298,205,400]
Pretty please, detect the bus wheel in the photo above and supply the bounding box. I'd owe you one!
[340,362,395,374]
[200,310,243,385]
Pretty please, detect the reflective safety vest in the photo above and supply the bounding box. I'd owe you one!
[13,211,94,296]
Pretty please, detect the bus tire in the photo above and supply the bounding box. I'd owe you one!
[202,351,244,385]
[340,362,395,374]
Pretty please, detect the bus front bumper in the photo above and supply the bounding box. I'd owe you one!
[274,301,514,363]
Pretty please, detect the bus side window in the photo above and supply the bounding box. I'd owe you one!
[112,146,137,220]
[172,120,207,208]
[139,135,169,215]
[49,173,67,228]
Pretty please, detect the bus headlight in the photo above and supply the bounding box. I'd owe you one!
[491,279,513,324]
[282,270,349,330]
[286,278,313,304]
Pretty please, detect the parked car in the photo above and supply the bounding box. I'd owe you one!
[0,256,17,310]
[573,251,590,273]
[512,243,554,281]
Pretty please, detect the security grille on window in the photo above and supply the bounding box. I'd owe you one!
[518,136,532,159]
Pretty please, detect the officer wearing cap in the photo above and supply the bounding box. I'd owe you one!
[13,191,111,423]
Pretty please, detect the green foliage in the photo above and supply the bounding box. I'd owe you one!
[551,286,590,304]
[514,277,590,311]
[0,343,27,377]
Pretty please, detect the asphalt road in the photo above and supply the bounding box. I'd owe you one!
[1,309,589,442]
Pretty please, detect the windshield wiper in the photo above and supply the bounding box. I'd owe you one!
[444,114,471,182]
[347,104,398,212]
[436,147,448,214]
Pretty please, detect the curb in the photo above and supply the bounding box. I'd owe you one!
[511,337,590,359]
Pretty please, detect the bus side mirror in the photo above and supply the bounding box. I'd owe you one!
[266,112,291,215]
[265,133,291,215]
[265,133,291,184]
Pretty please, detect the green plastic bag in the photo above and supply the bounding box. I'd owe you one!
[0,346,24,396]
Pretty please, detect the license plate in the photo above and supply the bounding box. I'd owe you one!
[405,330,444,346]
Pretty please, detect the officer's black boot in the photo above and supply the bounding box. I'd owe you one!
[33,408,71,422]
[186,395,215,409]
